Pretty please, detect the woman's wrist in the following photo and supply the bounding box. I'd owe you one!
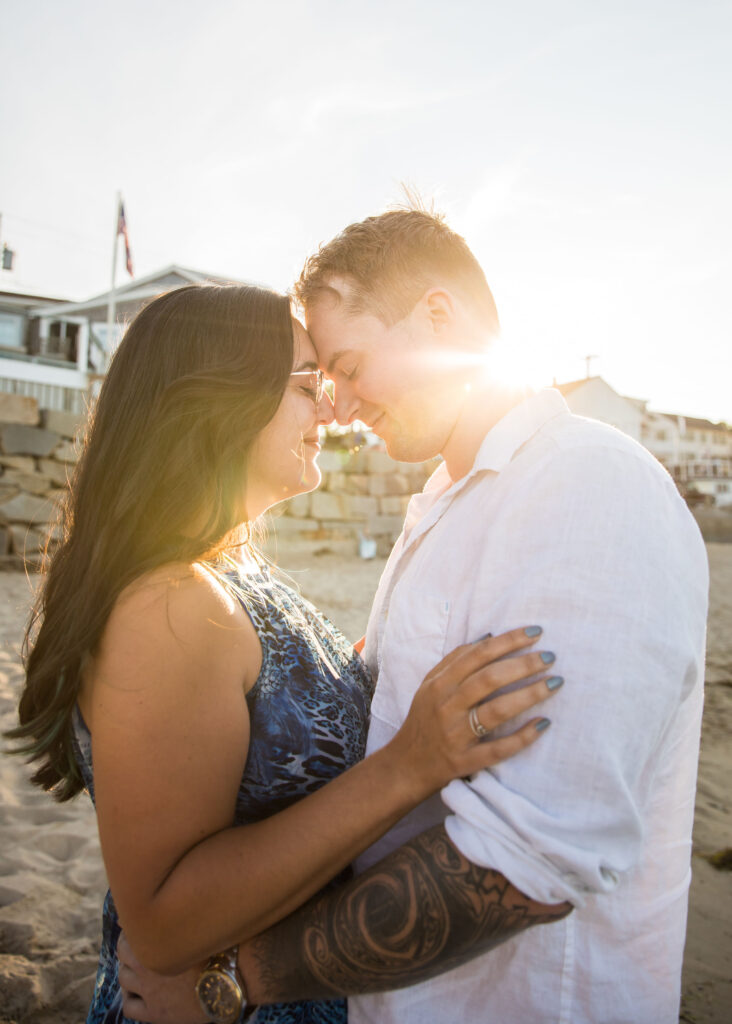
[374,731,436,809]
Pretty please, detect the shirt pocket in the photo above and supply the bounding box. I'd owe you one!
[372,592,451,730]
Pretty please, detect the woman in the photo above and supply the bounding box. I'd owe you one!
[8,285,558,1023]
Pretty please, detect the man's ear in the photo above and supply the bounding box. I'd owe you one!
[421,288,456,337]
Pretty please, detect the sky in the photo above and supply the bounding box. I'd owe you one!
[1,0,730,422]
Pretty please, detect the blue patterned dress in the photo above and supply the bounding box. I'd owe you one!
[72,563,374,1023]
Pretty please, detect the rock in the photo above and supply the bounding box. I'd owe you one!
[366,450,398,475]
[9,524,47,556]
[343,473,371,496]
[38,459,72,488]
[0,492,58,524]
[368,473,411,497]
[284,493,311,518]
[0,423,60,457]
[0,393,40,425]
[367,514,406,539]
[53,441,81,464]
[343,495,379,520]
[0,454,37,472]
[310,491,347,520]
[340,448,369,474]
[0,482,20,502]
[1,469,54,496]
[379,495,411,516]
[316,450,349,473]
[42,408,87,439]
[271,516,319,534]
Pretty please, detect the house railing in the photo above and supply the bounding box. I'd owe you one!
[0,351,89,414]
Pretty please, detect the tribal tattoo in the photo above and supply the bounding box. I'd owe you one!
[243,823,572,1002]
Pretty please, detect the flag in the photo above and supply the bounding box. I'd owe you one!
[117,200,134,277]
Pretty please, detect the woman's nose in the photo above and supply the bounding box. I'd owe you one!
[317,389,336,426]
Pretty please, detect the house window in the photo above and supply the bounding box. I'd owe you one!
[47,321,80,360]
[0,312,25,349]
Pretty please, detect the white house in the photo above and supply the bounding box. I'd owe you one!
[555,376,645,442]
[645,413,732,507]
[556,376,732,507]
[0,266,249,414]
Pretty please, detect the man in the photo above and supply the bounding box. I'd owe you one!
[122,206,708,1023]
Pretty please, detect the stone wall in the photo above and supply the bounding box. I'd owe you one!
[0,395,83,564]
[693,506,732,543]
[271,447,439,556]
[0,394,436,564]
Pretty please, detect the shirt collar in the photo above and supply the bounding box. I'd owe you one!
[470,387,569,476]
[403,388,569,539]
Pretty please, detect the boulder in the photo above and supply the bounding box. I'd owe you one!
[1,469,54,496]
[38,459,72,488]
[0,394,40,425]
[0,455,36,472]
[0,423,60,457]
[284,493,312,517]
[379,495,411,516]
[0,492,58,524]
[367,514,406,539]
[53,441,81,464]
[368,473,411,497]
[310,491,347,520]
[316,450,349,473]
[42,408,87,439]
[9,523,47,556]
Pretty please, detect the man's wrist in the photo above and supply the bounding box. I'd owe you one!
[237,939,265,1007]
[196,946,257,1023]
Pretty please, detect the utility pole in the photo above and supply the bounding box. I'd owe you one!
[106,192,121,369]
[584,354,598,379]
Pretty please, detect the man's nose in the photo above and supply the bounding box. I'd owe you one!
[331,382,359,425]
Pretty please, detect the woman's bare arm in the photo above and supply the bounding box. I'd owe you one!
[85,566,557,974]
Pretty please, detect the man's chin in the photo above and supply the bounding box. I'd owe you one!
[383,432,437,465]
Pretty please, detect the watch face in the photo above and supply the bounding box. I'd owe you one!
[197,970,243,1024]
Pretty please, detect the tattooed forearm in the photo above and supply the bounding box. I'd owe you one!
[242,824,572,1003]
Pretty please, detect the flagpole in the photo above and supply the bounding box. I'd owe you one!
[106,191,121,370]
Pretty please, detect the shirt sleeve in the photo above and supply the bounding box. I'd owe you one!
[441,439,708,906]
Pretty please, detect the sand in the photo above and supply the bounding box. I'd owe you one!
[0,544,730,1023]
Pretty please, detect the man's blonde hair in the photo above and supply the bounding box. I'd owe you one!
[294,203,500,333]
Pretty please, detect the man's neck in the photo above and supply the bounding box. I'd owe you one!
[440,381,530,482]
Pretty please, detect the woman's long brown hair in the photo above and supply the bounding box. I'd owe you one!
[6,283,294,800]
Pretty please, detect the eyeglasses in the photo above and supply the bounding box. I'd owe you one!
[289,369,325,405]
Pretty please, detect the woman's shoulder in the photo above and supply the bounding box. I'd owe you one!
[101,562,254,665]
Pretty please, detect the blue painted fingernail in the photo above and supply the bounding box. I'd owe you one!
[524,626,542,637]
[540,651,555,665]
[535,718,551,732]
[477,632,493,641]
[546,676,564,691]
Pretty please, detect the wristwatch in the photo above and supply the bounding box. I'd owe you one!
[195,945,257,1023]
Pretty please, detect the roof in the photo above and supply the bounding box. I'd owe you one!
[28,264,256,322]
[553,376,601,396]
[554,377,728,431]
[657,413,729,432]
[0,288,69,309]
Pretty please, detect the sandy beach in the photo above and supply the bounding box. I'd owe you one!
[1,544,730,1023]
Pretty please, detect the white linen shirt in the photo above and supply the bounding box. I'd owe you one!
[351,389,708,1024]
